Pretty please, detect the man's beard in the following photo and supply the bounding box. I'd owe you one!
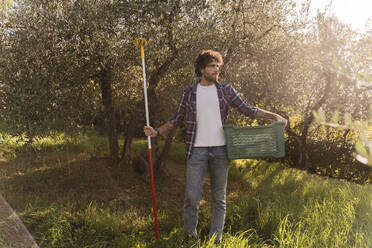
[204,74,218,83]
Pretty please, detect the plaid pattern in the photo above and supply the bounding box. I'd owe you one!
[168,81,258,159]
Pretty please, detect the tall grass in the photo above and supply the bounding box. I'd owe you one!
[0,131,371,247]
[220,160,372,248]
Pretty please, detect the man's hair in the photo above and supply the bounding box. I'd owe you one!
[194,50,223,77]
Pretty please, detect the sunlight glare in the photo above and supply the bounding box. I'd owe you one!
[297,0,372,32]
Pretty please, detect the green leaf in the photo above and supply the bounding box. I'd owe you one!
[312,110,320,121]
[331,111,339,124]
[355,141,368,157]
[317,108,326,122]
[344,113,352,127]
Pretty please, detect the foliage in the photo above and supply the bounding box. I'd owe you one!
[1,0,105,139]
[313,105,372,167]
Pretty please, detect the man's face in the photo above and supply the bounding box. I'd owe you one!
[201,60,220,83]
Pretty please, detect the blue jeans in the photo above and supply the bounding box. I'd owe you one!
[183,146,229,241]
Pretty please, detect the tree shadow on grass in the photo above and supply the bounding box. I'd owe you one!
[0,158,122,211]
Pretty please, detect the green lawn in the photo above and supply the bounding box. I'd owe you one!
[0,132,371,247]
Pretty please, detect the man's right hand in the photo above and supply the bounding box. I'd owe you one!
[144,126,158,138]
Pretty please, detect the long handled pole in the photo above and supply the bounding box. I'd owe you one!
[134,38,159,240]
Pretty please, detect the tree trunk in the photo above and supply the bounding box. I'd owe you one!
[293,70,333,171]
[119,121,134,164]
[146,51,178,173]
[100,67,118,164]
[154,127,176,176]
[299,121,311,171]
[286,128,309,170]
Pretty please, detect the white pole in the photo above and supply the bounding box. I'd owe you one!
[135,38,159,239]
[141,56,151,149]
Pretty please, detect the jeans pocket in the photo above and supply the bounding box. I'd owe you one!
[187,147,207,164]
[213,146,228,159]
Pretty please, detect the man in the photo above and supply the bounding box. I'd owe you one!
[144,50,287,242]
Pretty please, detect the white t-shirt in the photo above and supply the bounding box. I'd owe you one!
[194,83,226,147]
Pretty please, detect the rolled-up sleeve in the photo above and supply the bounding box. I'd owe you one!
[229,85,258,119]
[168,89,187,126]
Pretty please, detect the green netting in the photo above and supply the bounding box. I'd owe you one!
[223,122,285,160]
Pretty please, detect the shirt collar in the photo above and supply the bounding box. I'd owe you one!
[192,79,221,94]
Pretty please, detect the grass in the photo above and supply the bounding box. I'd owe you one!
[0,131,371,247]
[223,160,372,247]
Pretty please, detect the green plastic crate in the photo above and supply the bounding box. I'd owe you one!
[223,121,285,160]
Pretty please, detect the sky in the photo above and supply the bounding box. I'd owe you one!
[297,0,372,32]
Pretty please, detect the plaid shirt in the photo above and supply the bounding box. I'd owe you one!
[168,81,258,159]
